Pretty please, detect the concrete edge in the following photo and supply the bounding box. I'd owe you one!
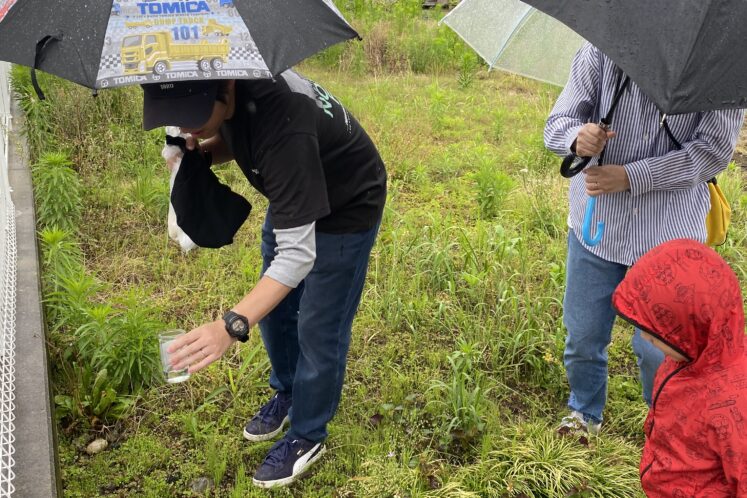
[8,94,62,497]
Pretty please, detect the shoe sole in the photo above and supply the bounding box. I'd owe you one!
[243,415,290,442]
[251,445,326,488]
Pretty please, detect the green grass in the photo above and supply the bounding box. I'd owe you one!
[12,8,747,496]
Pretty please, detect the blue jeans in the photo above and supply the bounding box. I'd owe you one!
[259,215,380,442]
[563,231,664,423]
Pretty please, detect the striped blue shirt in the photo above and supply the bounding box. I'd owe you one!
[545,43,744,266]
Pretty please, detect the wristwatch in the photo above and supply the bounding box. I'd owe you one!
[222,310,250,342]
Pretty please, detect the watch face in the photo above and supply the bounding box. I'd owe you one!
[230,320,245,334]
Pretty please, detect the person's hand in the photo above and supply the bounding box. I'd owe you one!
[164,135,197,172]
[575,123,616,157]
[184,134,198,151]
[167,320,237,374]
[584,166,630,196]
[184,134,212,165]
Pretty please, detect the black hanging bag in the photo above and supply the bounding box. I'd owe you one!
[168,137,252,249]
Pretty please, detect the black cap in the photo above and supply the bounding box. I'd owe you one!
[142,80,219,131]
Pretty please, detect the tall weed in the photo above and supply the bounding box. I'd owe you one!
[31,152,81,232]
[90,304,163,393]
[205,434,229,487]
[428,342,488,454]
[310,0,473,75]
[39,228,83,284]
[10,65,55,160]
[474,163,514,219]
[45,271,101,333]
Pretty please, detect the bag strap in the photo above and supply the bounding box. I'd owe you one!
[661,116,716,185]
[660,116,682,150]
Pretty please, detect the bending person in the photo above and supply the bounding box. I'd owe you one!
[143,72,386,488]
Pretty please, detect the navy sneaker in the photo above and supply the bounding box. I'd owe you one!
[243,392,292,442]
[252,436,326,488]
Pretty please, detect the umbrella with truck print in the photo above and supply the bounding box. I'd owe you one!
[0,0,358,96]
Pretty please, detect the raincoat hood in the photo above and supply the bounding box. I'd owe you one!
[613,240,747,497]
[612,239,745,370]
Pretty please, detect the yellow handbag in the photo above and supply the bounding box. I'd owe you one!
[661,117,730,246]
[705,177,730,246]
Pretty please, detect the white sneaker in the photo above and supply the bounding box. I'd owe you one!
[557,410,601,437]
[252,436,326,488]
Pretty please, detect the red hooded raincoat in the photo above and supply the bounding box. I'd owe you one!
[612,239,747,497]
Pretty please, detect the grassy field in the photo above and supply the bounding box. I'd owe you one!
[11,3,747,497]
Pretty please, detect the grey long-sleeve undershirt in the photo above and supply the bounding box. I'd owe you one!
[263,222,316,288]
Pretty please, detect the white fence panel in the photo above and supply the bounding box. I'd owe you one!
[0,61,17,498]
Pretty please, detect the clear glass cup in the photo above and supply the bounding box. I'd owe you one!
[159,329,190,384]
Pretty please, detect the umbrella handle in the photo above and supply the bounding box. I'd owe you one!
[582,196,604,246]
[560,154,592,178]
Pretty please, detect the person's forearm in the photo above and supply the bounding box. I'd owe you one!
[231,275,293,330]
[167,274,291,373]
[200,136,234,165]
[230,223,316,330]
[624,109,744,195]
[624,151,725,196]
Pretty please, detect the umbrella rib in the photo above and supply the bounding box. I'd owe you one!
[68,38,95,90]
[668,1,714,112]
[488,6,533,70]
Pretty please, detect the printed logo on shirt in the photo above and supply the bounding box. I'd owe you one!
[281,70,353,134]
[312,83,352,133]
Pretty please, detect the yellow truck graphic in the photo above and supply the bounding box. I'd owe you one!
[125,20,156,29]
[202,19,232,36]
[121,31,229,74]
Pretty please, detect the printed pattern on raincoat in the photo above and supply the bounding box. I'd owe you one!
[612,239,747,497]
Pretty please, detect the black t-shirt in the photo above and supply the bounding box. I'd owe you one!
[220,70,387,233]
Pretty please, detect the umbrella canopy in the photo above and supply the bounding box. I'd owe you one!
[0,0,358,90]
[441,0,584,87]
[522,0,747,115]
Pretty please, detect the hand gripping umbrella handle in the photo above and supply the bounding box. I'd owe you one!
[560,120,612,178]
[582,196,604,246]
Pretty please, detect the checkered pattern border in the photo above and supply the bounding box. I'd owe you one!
[101,47,262,70]
[229,46,264,64]
[99,54,122,71]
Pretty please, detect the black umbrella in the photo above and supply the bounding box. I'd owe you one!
[0,0,357,96]
[522,0,747,115]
